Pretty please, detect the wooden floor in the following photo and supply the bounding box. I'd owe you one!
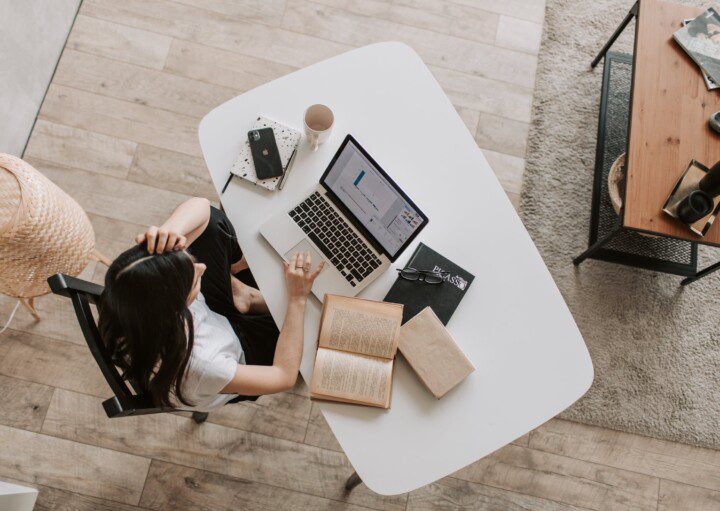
[1,0,719,509]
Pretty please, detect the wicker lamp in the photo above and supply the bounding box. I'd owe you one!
[0,153,109,320]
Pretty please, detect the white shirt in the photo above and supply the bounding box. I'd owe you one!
[178,292,245,412]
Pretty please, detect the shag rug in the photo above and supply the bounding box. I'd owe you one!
[521,0,720,448]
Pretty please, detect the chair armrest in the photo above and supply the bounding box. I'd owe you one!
[47,274,104,304]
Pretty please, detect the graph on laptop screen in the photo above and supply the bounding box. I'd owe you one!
[324,139,424,257]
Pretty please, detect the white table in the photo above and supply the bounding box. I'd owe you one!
[0,481,38,511]
[199,42,593,496]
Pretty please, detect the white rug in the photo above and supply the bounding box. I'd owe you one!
[521,0,720,448]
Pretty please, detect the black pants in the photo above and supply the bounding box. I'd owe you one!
[188,207,279,397]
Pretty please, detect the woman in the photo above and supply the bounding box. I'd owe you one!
[98,197,323,412]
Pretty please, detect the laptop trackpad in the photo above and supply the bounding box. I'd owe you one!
[283,240,327,274]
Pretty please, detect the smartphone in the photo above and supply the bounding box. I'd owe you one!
[248,128,283,180]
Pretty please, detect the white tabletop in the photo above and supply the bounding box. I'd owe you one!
[199,42,593,495]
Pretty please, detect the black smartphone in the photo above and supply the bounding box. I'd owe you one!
[248,128,283,180]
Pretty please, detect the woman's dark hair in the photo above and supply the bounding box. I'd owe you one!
[98,244,196,408]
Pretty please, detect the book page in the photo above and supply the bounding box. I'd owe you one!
[310,348,392,408]
[318,295,402,359]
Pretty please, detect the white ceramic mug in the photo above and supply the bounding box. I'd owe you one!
[304,104,334,152]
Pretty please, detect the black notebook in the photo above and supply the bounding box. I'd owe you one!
[384,243,474,325]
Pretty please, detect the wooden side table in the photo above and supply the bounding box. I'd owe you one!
[575,0,720,285]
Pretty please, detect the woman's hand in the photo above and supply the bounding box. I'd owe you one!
[283,251,324,304]
[135,226,187,254]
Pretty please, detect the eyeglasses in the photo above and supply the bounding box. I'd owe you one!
[397,267,449,284]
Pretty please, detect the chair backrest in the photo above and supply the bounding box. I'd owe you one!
[47,273,167,418]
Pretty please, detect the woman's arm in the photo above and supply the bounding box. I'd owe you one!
[135,197,211,253]
[222,252,324,396]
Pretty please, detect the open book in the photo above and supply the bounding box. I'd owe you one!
[309,295,403,409]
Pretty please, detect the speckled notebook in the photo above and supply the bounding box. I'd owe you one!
[230,116,302,191]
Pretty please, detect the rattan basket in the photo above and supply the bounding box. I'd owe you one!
[0,154,108,319]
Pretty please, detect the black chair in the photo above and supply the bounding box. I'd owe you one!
[47,273,209,424]
[49,272,367,492]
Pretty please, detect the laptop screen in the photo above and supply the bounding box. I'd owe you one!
[322,136,427,259]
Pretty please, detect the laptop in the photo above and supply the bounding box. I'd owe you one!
[260,134,428,300]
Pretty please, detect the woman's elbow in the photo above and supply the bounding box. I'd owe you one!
[280,372,299,392]
[191,197,211,208]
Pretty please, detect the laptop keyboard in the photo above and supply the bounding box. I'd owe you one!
[289,192,382,287]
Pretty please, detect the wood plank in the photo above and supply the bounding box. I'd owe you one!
[310,0,499,44]
[0,425,150,506]
[0,293,84,345]
[0,329,112,398]
[67,14,172,69]
[24,119,136,179]
[81,0,352,69]
[453,442,659,511]
[27,157,191,227]
[513,433,531,447]
[172,0,288,26]
[163,38,297,91]
[432,65,533,123]
[39,84,202,157]
[507,191,520,211]
[495,15,543,54]
[304,401,342,452]
[179,390,312,443]
[0,262,95,346]
[128,144,217,199]
[530,418,720,492]
[475,112,529,158]
[0,375,54,432]
[455,106,480,136]
[91,213,147,263]
[2,476,148,511]
[407,476,587,511]
[281,0,537,88]
[447,0,546,24]
[482,149,525,195]
[42,388,408,511]
[53,49,238,119]
[140,460,373,510]
[624,0,720,244]
[658,479,720,511]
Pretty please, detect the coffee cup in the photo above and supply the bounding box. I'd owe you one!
[304,104,334,152]
[677,189,714,224]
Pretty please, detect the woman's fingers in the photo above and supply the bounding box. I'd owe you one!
[176,235,187,250]
[156,229,169,253]
[310,260,325,279]
[289,252,298,273]
[164,231,177,253]
[146,226,159,253]
[303,251,312,270]
[135,226,186,253]
[295,252,305,273]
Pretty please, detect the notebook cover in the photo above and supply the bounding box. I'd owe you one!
[230,116,301,191]
[383,243,474,325]
[398,307,475,398]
